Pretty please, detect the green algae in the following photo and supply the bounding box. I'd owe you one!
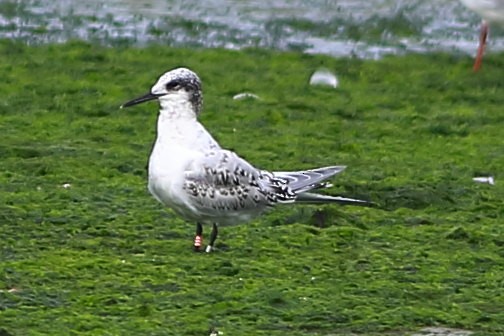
[0,41,503,335]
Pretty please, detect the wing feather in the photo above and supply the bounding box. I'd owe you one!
[182,151,367,221]
[183,150,287,218]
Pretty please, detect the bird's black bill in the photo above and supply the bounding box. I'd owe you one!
[120,92,159,109]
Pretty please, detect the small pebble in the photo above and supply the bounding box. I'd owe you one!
[472,176,495,185]
[309,68,338,88]
[233,92,260,100]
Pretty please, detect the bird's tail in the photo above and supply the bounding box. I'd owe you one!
[273,166,346,193]
[295,192,371,206]
[273,166,372,206]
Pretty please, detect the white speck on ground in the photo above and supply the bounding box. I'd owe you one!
[233,92,260,100]
[309,69,338,88]
[473,176,495,185]
[411,327,474,336]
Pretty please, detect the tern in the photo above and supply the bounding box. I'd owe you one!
[121,68,371,252]
[459,0,504,71]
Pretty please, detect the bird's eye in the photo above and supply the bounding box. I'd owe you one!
[165,80,181,90]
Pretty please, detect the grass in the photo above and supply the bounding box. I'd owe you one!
[0,40,503,335]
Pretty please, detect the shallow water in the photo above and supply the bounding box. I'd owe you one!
[1,0,503,58]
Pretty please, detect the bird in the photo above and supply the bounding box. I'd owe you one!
[121,67,371,252]
[459,0,504,71]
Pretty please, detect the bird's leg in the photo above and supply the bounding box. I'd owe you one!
[474,21,489,72]
[205,223,218,253]
[194,222,203,252]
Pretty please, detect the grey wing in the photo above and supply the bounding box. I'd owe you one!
[183,150,279,215]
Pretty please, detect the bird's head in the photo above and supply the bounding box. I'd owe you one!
[121,67,203,116]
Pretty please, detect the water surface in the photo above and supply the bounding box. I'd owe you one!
[1,0,503,59]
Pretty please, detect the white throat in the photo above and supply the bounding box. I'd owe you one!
[158,90,197,120]
[154,90,203,147]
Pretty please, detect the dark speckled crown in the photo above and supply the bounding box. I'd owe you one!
[161,67,203,115]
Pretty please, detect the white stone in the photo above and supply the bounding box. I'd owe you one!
[472,176,495,185]
[309,69,338,88]
[233,92,260,100]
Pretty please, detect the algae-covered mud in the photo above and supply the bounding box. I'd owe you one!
[0,42,503,335]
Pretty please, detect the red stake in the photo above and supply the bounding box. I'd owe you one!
[473,21,489,72]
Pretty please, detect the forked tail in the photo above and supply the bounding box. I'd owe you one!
[295,192,371,206]
[273,165,372,206]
